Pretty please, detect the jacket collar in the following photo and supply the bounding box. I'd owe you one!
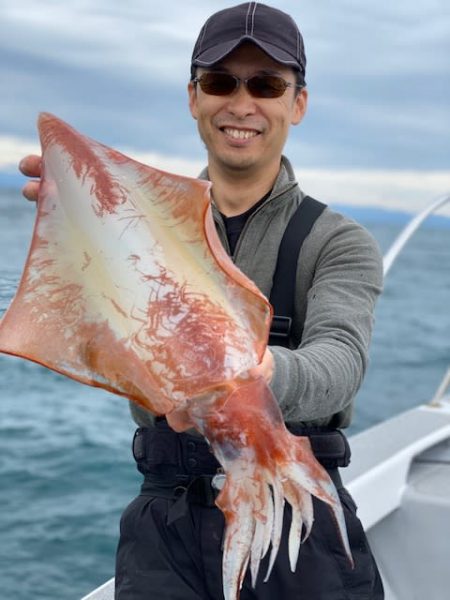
[198,155,297,205]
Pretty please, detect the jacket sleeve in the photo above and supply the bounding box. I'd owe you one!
[269,215,383,425]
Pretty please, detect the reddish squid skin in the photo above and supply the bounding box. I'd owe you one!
[0,113,352,600]
[0,113,271,414]
[201,376,338,507]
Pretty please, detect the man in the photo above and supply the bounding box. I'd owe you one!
[20,3,384,598]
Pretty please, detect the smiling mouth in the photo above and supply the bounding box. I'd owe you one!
[221,127,260,140]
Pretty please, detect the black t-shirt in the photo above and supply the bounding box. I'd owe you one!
[220,193,270,255]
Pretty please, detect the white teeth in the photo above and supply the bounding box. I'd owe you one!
[223,128,258,140]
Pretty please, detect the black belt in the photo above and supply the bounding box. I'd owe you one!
[132,419,350,520]
[285,424,351,469]
[133,419,351,474]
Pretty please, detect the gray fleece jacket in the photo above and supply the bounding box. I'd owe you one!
[129,156,383,429]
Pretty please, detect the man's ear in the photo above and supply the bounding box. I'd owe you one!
[291,87,308,126]
[188,81,198,120]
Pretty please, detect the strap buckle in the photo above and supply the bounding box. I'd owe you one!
[269,315,292,340]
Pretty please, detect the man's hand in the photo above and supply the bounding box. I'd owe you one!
[249,348,274,385]
[19,155,42,202]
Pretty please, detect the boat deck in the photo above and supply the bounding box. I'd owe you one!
[344,399,450,600]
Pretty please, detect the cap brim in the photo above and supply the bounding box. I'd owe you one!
[192,36,301,70]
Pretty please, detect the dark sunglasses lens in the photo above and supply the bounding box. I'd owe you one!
[198,73,237,95]
[247,75,287,98]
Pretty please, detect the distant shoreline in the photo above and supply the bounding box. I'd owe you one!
[1,177,449,229]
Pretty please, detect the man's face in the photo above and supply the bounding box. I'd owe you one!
[188,43,307,177]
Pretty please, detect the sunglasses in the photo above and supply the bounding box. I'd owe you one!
[192,72,301,99]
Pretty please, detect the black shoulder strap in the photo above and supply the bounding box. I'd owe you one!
[268,196,327,347]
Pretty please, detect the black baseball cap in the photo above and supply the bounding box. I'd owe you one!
[191,2,306,84]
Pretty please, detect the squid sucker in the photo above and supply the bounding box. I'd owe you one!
[0,113,353,599]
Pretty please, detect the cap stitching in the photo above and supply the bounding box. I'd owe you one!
[250,2,258,36]
[193,39,300,67]
[245,2,253,36]
[192,4,305,73]
[195,54,298,66]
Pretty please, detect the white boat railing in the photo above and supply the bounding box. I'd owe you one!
[383,193,450,277]
[431,367,450,406]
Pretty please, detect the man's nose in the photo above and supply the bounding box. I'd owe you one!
[225,83,257,117]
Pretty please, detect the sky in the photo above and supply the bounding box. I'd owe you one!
[1,0,450,215]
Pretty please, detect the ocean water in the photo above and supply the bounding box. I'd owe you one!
[0,188,449,599]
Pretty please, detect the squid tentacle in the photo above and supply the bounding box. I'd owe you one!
[197,376,353,598]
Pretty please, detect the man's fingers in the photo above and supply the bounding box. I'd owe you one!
[22,180,40,203]
[19,155,42,202]
[19,155,42,178]
[248,348,274,384]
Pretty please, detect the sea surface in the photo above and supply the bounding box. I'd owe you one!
[0,188,449,600]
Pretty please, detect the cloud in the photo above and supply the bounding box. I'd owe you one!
[1,132,449,216]
[1,2,203,83]
[295,167,450,217]
[0,135,40,169]
[1,1,449,172]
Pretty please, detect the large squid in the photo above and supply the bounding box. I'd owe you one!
[0,114,352,599]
